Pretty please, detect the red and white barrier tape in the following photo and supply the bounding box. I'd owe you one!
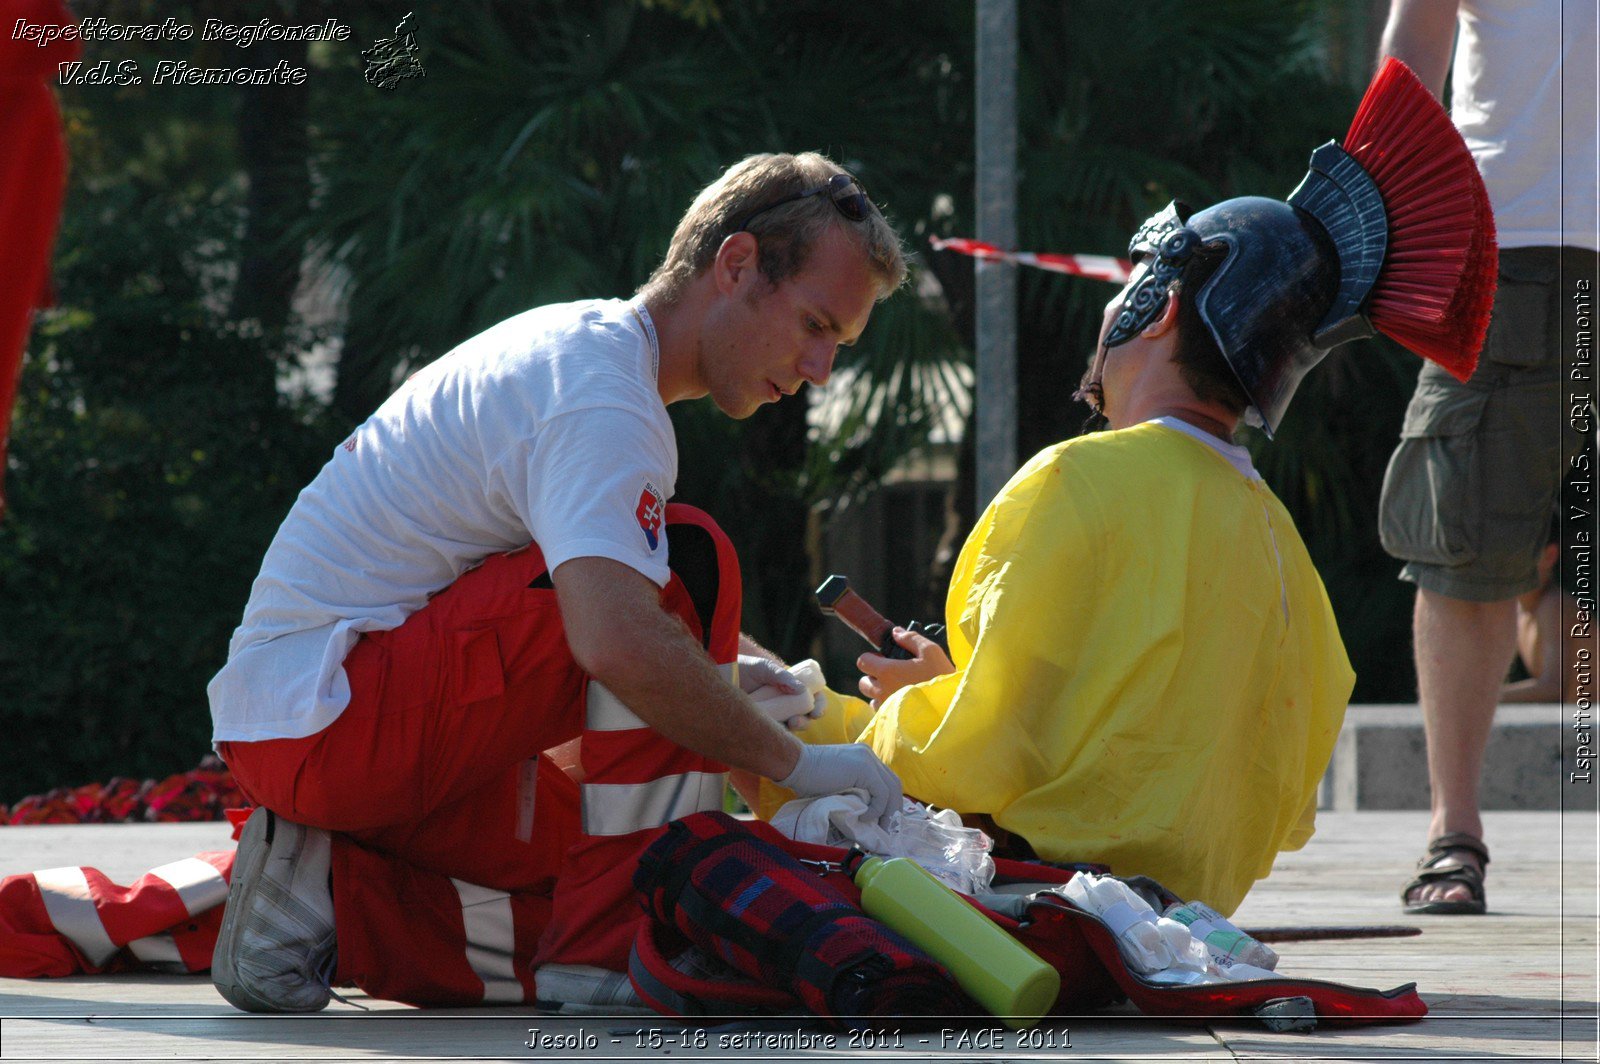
[928,236,1132,283]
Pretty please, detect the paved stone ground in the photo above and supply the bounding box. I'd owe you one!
[0,809,1595,1062]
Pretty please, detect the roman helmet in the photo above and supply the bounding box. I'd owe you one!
[1099,58,1497,438]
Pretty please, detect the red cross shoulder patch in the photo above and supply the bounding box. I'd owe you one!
[635,482,665,551]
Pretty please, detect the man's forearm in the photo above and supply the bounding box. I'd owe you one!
[737,632,785,664]
[595,609,803,780]
[553,556,802,780]
[1380,0,1459,99]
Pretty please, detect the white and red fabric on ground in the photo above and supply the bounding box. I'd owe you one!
[0,847,234,978]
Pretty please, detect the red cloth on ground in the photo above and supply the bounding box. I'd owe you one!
[0,851,233,978]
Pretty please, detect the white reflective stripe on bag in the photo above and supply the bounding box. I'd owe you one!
[451,879,523,1004]
[127,932,184,969]
[148,857,229,915]
[580,771,726,837]
[31,866,119,966]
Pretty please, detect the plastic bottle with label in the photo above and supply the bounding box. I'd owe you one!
[1163,901,1279,970]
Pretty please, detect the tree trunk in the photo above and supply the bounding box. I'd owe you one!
[230,35,311,338]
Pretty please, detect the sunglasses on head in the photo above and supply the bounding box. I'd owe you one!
[732,172,872,233]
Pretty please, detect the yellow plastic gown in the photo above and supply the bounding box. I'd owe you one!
[762,422,1353,915]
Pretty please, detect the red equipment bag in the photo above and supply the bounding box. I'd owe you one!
[629,813,1427,1028]
[631,811,974,1027]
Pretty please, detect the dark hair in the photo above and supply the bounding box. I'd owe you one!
[1171,244,1251,417]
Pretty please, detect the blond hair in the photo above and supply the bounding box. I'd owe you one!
[639,152,906,305]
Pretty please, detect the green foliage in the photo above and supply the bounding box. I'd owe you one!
[0,131,339,800]
[634,0,723,28]
[1003,0,1362,449]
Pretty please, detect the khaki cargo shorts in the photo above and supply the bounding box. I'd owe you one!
[1378,246,1597,602]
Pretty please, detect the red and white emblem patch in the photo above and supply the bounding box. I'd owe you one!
[635,482,665,551]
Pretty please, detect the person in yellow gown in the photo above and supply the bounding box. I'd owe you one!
[757,203,1365,916]
[794,413,1352,916]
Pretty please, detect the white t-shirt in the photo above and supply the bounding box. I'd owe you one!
[1454,0,1598,250]
[208,298,677,742]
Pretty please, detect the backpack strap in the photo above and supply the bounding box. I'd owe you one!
[627,919,794,1019]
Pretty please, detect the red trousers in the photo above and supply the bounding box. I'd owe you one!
[219,504,741,1007]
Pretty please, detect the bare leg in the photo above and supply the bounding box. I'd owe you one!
[1408,588,1518,905]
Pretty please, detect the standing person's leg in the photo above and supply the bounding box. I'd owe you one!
[1408,590,1516,906]
[1380,246,1584,913]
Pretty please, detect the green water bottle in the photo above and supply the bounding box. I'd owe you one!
[850,855,1060,1030]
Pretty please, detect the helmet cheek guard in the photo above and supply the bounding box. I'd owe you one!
[1103,203,1203,349]
[1186,195,1344,437]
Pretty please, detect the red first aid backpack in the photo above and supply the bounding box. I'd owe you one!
[628,812,1426,1029]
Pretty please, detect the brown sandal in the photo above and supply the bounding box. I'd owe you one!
[1401,832,1488,915]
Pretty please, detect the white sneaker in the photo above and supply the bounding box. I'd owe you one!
[211,807,337,1013]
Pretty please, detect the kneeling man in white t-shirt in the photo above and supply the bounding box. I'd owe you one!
[206,152,907,1012]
